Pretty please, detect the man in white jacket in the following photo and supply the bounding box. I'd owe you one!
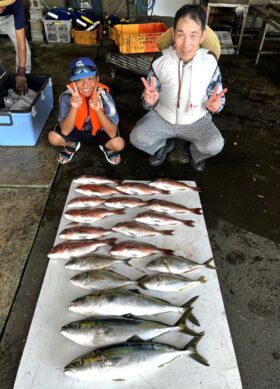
[130,4,227,172]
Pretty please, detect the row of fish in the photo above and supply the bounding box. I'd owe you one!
[50,176,209,382]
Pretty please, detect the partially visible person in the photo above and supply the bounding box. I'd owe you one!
[0,0,31,95]
[130,4,227,172]
[48,57,125,165]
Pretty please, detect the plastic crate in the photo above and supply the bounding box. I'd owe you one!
[108,25,117,42]
[114,22,167,53]
[72,26,102,45]
[42,17,72,43]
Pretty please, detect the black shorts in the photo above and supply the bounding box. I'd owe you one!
[53,123,112,146]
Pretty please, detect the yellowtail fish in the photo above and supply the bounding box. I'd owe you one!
[64,208,124,224]
[116,182,169,195]
[73,175,121,185]
[64,337,209,382]
[47,238,117,259]
[110,241,174,258]
[104,197,147,209]
[75,184,121,197]
[65,255,129,271]
[145,199,202,215]
[70,269,135,290]
[135,212,195,227]
[67,196,106,209]
[61,311,202,348]
[59,225,112,240]
[69,290,199,319]
[138,274,206,292]
[111,221,174,237]
[148,178,200,192]
[146,256,215,274]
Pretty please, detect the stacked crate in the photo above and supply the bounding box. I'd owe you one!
[29,0,45,41]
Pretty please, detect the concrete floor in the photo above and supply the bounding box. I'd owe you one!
[0,35,280,388]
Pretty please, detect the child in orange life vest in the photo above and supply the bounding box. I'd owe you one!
[48,57,125,165]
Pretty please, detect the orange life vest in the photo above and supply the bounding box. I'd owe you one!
[68,82,110,135]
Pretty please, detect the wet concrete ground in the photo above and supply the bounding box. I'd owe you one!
[0,36,280,388]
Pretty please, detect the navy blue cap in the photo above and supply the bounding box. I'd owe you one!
[70,57,97,81]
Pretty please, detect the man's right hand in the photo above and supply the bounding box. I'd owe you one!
[67,82,83,109]
[141,76,159,107]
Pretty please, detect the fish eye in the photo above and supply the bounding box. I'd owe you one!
[75,360,83,367]
[73,323,80,328]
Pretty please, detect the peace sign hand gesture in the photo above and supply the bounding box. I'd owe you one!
[141,76,159,107]
[206,85,228,113]
[67,82,83,109]
[89,86,102,112]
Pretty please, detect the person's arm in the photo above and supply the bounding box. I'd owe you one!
[15,28,28,95]
[60,83,83,135]
[205,66,227,113]
[89,87,119,138]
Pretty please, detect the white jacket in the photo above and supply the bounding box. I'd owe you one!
[152,47,218,125]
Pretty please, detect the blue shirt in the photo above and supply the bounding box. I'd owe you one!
[0,0,25,30]
[58,90,119,132]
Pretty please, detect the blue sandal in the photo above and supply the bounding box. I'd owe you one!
[99,145,121,165]
[57,142,81,165]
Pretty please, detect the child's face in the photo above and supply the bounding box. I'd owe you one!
[0,7,6,14]
[75,76,98,97]
[173,16,205,62]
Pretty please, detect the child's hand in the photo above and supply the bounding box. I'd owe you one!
[141,76,159,107]
[89,86,102,112]
[206,86,227,113]
[67,83,83,109]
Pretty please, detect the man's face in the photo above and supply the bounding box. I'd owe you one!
[173,16,205,62]
[0,7,6,14]
[75,76,97,97]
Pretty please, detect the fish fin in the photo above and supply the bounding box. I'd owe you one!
[185,335,209,366]
[127,335,144,342]
[162,249,174,256]
[199,276,206,283]
[176,308,199,327]
[191,207,203,215]
[113,378,126,381]
[114,209,125,215]
[204,258,216,269]
[123,313,136,318]
[158,356,180,368]
[104,238,118,246]
[178,324,205,337]
[184,220,195,227]
[181,296,200,326]
[162,230,174,236]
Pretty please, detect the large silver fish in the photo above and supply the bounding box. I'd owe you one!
[138,274,206,292]
[68,290,199,318]
[61,311,202,348]
[67,196,106,209]
[65,255,128,271]
[64,208,124,224]
[70,269,135,290]
[73,175,120,185]
[135,212,195,227]
[110,241,174,258]
[111,221,173,237]
[64,337,208,382]
[47,238,117,259]
[148,178,200,192]
[145,199,202,215]
[116,182,168,195]
[146,256,215,274]
[104,197,147,209]
[75,184,121,197]
[59,225,112,240]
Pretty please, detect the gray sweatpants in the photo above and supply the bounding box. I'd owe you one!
[0,15,31,72]
[130,110,224,162]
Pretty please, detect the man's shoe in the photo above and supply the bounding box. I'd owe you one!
[184,141,205,172]
[149,139,176,167]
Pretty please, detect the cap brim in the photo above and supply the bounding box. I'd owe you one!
[70,71,96,82]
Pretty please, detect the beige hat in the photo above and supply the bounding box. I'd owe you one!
[156,25,221,60]
[0,0,16,6]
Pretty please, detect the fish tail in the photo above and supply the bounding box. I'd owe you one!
[162,248,174,256]
[162,230,174,236]
[181,296,200,326]
[114,209,125,215]
[184,335,209,366]
[184,220,195,227]
[191,207,203,215]
[204,258,216,269]
[199,276,206,283]
[192,186,202,192]
[176,309,204,336]
[104,238,118,246]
